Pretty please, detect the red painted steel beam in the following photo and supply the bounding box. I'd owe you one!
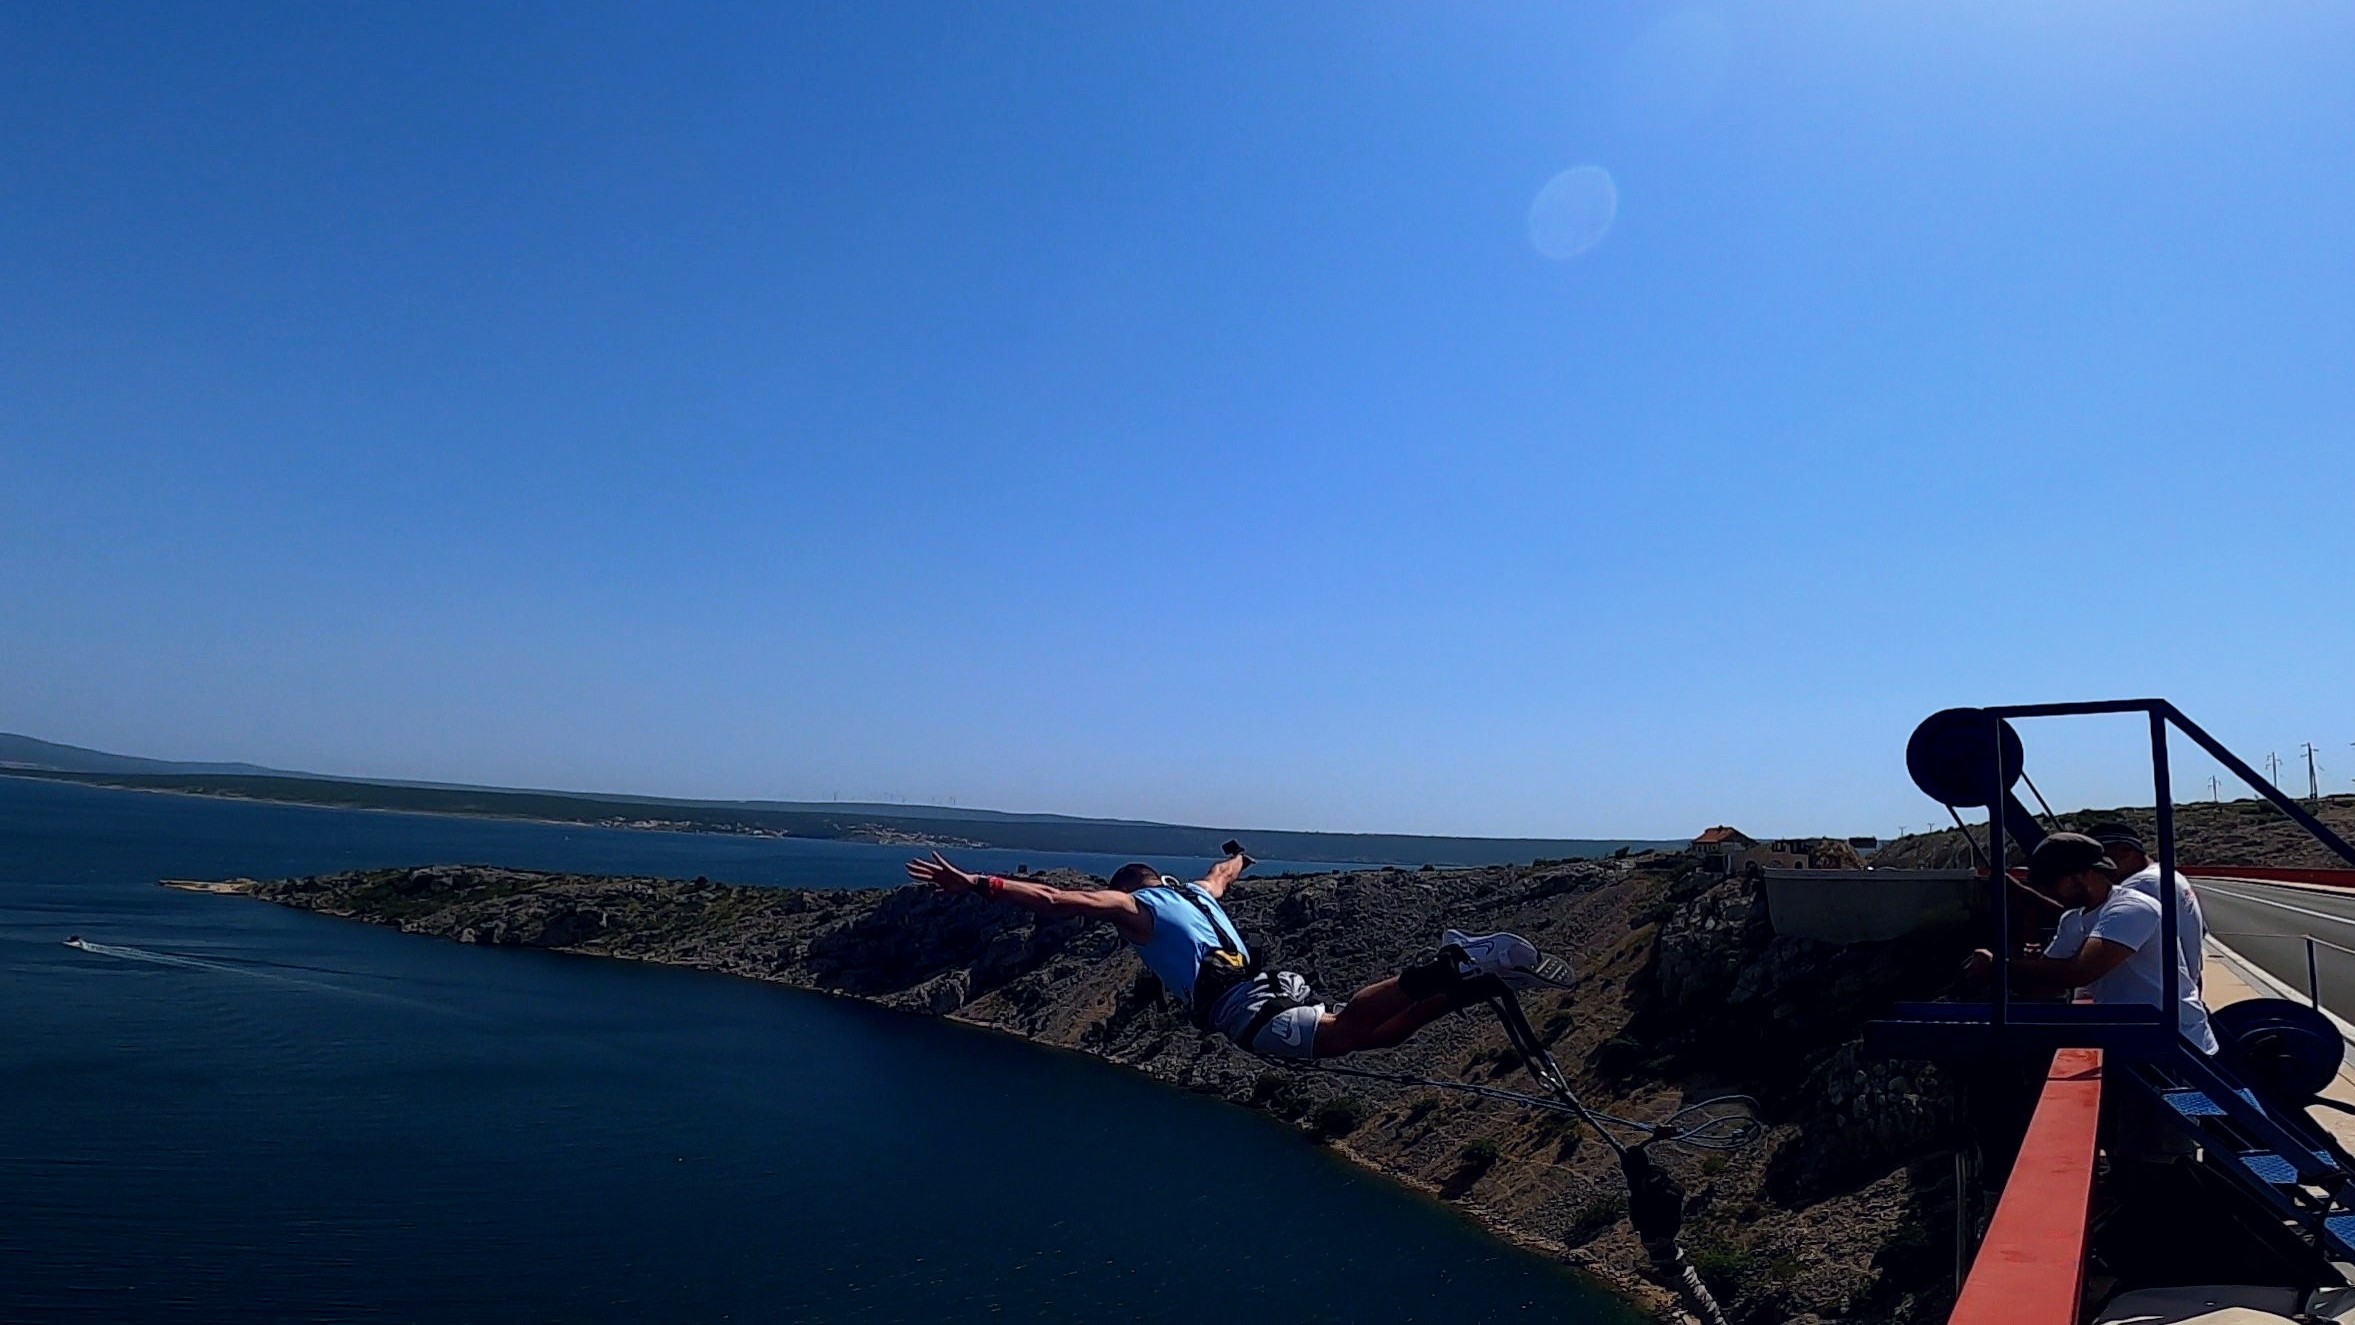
[1950,1048,2103,1325]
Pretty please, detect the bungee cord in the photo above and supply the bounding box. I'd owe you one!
[1233,978,1765,1154]
[1233,980,1749,1325]
[1284,1056,1765,1153]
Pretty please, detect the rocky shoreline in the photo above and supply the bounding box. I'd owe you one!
[182,855,1971,1324]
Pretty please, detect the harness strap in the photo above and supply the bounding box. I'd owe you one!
[1163,880,1248,956]
[1234,980,1303,1048]
[1161,881,1265,1029]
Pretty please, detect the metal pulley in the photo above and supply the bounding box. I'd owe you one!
[1905,707,2049,856]
[2213,997,2346,1103]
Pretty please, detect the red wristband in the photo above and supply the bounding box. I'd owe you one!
[981,875,1006,898]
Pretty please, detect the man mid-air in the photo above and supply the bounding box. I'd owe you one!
[904,846,1571,1061]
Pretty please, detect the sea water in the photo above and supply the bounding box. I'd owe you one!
[0,775,1634,1323]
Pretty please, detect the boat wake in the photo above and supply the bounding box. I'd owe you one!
[62,938,434,1008]
[67,939,246,974]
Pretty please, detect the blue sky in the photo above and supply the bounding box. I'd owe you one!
[6,3,2353,839]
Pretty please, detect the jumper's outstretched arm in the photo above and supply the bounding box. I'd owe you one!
[904,851,1152,942]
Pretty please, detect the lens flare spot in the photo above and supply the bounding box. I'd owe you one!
[1528,166,1618,260]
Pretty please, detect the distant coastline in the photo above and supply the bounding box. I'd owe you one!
[1,766,1673,866]
[5,772,1000,852]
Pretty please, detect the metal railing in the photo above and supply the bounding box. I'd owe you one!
[1970,699,2355,1046]
[1948,1049,2104,1325]
[2207,928,2355,1010]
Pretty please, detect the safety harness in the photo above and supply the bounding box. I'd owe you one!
[1160,881,1305,1048]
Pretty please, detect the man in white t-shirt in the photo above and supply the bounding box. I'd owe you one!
[2086,821,2205,993]
[1966,832,2218,1054]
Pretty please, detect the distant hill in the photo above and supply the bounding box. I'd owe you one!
[0,732,295,778]
[0,733,1678,866]
[1871,793,2355,871]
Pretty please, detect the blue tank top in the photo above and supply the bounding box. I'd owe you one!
[1130,883,1251,1011]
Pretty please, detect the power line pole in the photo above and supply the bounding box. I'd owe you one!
[2208,775,2221,803]
[2304,742,2322,805]
[2267,751,2283,788]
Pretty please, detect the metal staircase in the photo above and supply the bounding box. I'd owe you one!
[2127,1042,2355,1258]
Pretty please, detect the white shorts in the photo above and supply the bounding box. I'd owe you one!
[1216,970,1327,1060]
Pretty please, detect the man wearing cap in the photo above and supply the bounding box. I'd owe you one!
[2085,821,2206,993]
[1966,832,2218,1054]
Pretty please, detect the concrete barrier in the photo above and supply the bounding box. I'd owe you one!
[1762,868,1977,944]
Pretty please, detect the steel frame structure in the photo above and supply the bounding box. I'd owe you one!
[1869,698,2355,1061]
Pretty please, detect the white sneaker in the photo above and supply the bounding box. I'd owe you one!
[1441,929,1575,990]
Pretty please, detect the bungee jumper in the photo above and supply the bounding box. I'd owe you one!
[904,842,1573,1061]
[907,842,1755,1325]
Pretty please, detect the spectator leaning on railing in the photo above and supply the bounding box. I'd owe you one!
[2085,821,2206,993]
[1965,832,2218,1054]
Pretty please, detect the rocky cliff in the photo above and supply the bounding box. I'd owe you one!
[196,855,1974,1324]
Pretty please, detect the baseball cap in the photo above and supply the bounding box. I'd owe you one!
[2084,822,2146,855]
[2029,832,2117,888]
